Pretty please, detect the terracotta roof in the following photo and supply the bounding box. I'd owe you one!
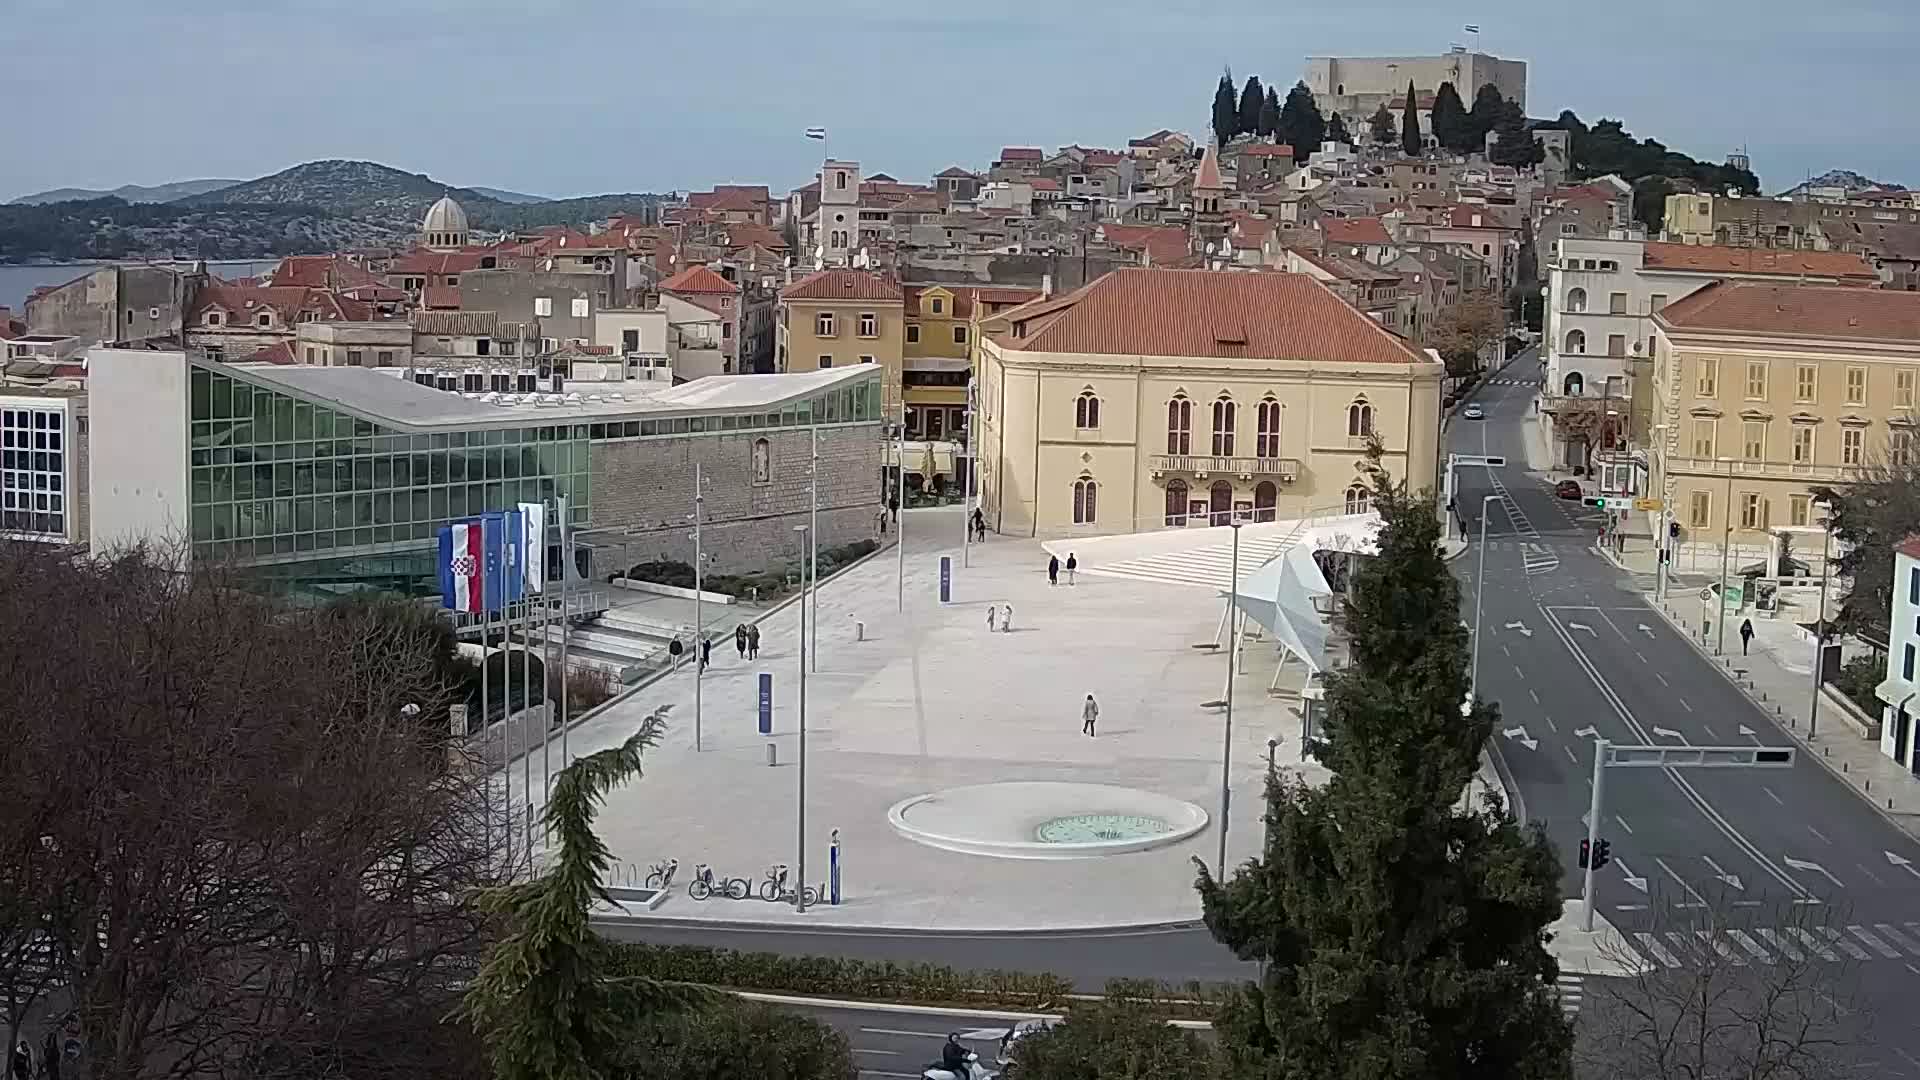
[1030,178,1061,192]
[248,341,297,365]
[998,147,1043,162]
[421,285,462,310]
[1441,205,1512,230]
[269,255,378,290]
[1640,242,1877,282]
[188,282,369,324]
[659,264,739,295]
[1896,536,1920,561]
[993,268,1427,363]
[936,166,977,179]
[1081,150,1123,166]
[412,310,500,338]
[1098,224,1191,265]
[1323,217,1392,246]
[781,269,903,303]
[387,249,492,275]
[688,188,767,213]
[1289,247,1398,284]
[1655,280,1920,343]
[1236,143,1296,158]
[1194,144,1224,191]
[719,222,787,251]
[903,283,1045,319]
[1388,94,1438,110]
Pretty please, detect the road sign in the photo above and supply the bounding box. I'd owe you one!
[1633,497,1664,511]
[757,672,773,735]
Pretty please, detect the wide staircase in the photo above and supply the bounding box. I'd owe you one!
[520,606,695,685]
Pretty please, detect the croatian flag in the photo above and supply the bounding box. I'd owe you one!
[804,127,827,141]
[440,518,486,613]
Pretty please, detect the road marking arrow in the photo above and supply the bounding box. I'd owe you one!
[1652,726,1685,740]
[1502,726,1538,751]
[1504,621,1534,638]
[1616,859,1649,893]
[1567,621,1596,636]
[1573,726,1598,738]
[1637,623,1656,638]
[1737,724,1757,739]
[1783,856,1846,890]
[1886,852,1920,880]
[1702,855,1745,891]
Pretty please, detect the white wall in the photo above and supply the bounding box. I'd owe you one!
[1883,551,1920,767]
[595,308,668,355]
[87,348,190,557]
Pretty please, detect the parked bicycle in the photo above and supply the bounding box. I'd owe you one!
[687,863,752,901]
[758,862,820,905]
[644,858,678,891]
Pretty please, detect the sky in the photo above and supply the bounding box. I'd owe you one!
[3,0,1916,203]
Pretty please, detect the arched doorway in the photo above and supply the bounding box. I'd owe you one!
[1209,480,1233,526]
[1563,372,1584,396]
[1254,481,1277,522]
[1165,479,1189,526]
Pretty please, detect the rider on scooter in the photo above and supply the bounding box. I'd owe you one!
[940,1033,970,1079]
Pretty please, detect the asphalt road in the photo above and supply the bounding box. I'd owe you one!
[778,1002,1043,1080]
[1451,354,1920,1077]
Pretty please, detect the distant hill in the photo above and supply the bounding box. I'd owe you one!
[467,186,549,205]
[1775,169,1907,198]
[179,159,504,225]
[10,178,242,205]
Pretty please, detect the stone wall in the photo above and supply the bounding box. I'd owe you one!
[588,422,884,575]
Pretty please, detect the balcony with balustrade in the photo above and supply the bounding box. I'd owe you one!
[1148,454,1301,483]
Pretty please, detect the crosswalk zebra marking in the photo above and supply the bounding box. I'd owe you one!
[1820,927,1873,961]
[1876,923,1920,954]
[1755,929,1805,960]
[1635,932,1681,968]
[1726,929,1774,963]
[1787,927,1841,961]
[1849,925,1903,959]
[1693,930,1745,965]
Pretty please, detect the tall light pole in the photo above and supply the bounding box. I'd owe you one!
[793,522,812,912]
[1470,493,1500,700]
[809,426,820,674]
[961,379,976,567]
[1716,459,1735,655]
[895,406,907,613]
[1581,737,1608,932]
[692,462,706,752]
[1217,518,1242,878]
[1809,501,1834,739]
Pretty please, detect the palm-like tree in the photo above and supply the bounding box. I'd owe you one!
[460,706,710,1080]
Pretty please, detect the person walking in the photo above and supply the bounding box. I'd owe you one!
[1081,694,1099,737]
[1047,554,1060,586]
[970,507,986,542]
[12,1040,30,1080]
[1739,617,1755,655]
[734,623,748,659]
[700,637,712,671]
[1001,602,1013,632]
[1065,553,1078,585]
[986,604,998,633]
[747,622,761,659]
[888,494,899,524]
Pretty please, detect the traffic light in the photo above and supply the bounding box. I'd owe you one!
[1582,496,1608,508]
[1578,838,1590,869]
[1593,839,1611,871]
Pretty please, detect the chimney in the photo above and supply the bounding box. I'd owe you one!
[1041,272,1054,298]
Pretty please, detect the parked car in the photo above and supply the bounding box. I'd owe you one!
[1554,480,1583,500]
[1463,404,1485,420]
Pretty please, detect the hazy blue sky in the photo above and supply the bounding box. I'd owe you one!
[3,0,1914,201]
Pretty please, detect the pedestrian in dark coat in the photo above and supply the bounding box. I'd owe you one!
[734,623,748,658]
[1048,555,1060,586]
[1065,553,1078,585]
[700,637,712,670]
[747,622,761,659]
[1740,618,1755,655]
[1082,694,1099,736]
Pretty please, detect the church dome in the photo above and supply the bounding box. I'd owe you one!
[422,195,470,236]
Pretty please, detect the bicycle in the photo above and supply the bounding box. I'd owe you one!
[758,862,820,905]
[686,863,751,901]
[644,858,678,892]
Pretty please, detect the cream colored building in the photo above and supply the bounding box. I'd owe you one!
[976,268,1444,537]
[776,269,905,411]
[1652,281,1920,567]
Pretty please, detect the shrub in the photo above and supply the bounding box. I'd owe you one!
[1010,994,1220,1080]
[607,942,1075,1010]
[550,663,617,721]
[617,1000,855,1080]
[1829,654,1883,715]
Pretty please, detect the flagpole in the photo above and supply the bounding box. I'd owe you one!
[540,501,552,843]
[558,494,571,774]
[519,515,532,866]
[693,462,705,752]
[492,517,509,873]
[476,523,492,865]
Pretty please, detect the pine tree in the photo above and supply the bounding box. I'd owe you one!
[1367,103,1398,148]
[1196,475,1573,1080]
[1489,101,1545,169]
[1277,80,1326,163]
[1430,81,1470,153]
[1212,70,1239,148]
[1467,83,1508,153]
[1325,111,1351,146]
[1259,86,1281,138]
[1238,75,1266,140]
[1400,80,1422,157]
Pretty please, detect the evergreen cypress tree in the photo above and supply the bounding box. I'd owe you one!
[1400,81,1422,157]
[1367,104,1398,148]
[1239,75,1266,140]
[1212,70,1239,148]
[1430,81,1470,153]
[1259,86,1281,138]
[1489,101,1545,168]
[1325,111,1351,146]
[1277,81,1326,164]
[1467,83,1508,152]
[1196,474,1573,1080]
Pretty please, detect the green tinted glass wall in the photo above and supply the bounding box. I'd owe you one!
[187,368,590,563]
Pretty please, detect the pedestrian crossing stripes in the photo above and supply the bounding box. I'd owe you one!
[1521,541,1558,575]
[1555,973,1583,1017]
[1486,377,1542,387]
[1626,922,1920,969]
[1483,469,1559,576]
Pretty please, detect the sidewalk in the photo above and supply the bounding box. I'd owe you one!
[1644,589,1920,842]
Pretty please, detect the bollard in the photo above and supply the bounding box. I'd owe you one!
[854,619,866,642]
[1865,780,1871,793]
[1842,761,1848,772]
[766,742,778,767]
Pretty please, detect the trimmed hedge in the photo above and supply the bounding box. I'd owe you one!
[609,941,1075,1010]
[620,540,883,602]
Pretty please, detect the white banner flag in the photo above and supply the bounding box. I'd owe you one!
[518,502,546,593]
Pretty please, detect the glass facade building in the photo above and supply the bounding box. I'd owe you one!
[0,400,72,542]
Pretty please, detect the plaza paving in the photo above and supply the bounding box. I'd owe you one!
[522,506,1322,930]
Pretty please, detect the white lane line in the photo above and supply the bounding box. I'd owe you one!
[1807,825,1831,845]
[1565,745,1578,764]
[1857,864,1886,887]
[861,1029,960,1040]
[1502,644,1511,656]
[1678,697,1693,712]
[1849,925,1903,959]
[1655,671,1669,686]
[1726,929,1773,963]
[1545,715,1559,732]
[1634,931,1681,967]
[1763,786,1784,805]
[1700,724,1718,740]
[1655,856,1710,908]
[1529,688,1540,704]
[1875,923,1920,956]
[1614,815,1634,834]
[1515,664,1525,678]
[1695,930,1746,964]
[1635,651,1648,664]
[1786,927,1840,961]
[1820,927,1872,961]
[1757,929,1806,961]
[854,1049,903,1057]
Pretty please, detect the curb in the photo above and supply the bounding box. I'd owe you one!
[591,911,1209,938]
[1641,593,1920,841]
[736,991,1216,1029]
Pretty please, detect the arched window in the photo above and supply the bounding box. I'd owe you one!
[1166,395,1192,455]
[1209,480,1234,526]
[1566,287,1588,313]
[1565,328,1586,354]
[1075,390,1101,430]
[1165,479,1189,526]
[1211,395,1237,456]
[1347,398,1374,438]
[1345,484,1372,515]
[1072,476,1098,525]
[1254,480,1278,522]
[1562,372,1585,396]
[1255,397,1281,458]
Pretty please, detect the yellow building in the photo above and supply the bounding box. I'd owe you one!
[901,283,1041,439]
[1653,281,1920,565]
[776,270,905,411]
[976,268,1445,536]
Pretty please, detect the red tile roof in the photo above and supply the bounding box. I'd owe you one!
[689,188,767,213]
[188,282,370,324]
[781,269,903,303]
[993,268,1427,363]
[1030,178,1061,192]
[719,222,788,252]
[998,147,1043,162]
[386,249,492,275]
[1896,536,1920,561]
[1657,281,1920,342]
[1323,217,1392,246]
[1099,224,1191,265]
[269,255,378,290]
[659,264,739,295]
[421,285,462,310]
[1237,143,1296,158]
[1194,144,1223,191]
[1640,242,1877,282]
[248,341,298,365]
[903,284,1045,319]
[1441,205,1512,230]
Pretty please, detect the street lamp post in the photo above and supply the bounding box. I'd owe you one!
[692,462,705,752]
[895,406,907,614]
[1716,459,1735,655]
[809,426,819,674]
[1809,503,1834,740]
[1470,493,1500,700]
[793,522,812,912]
[1217,518,1242,879]
[961,380,976,568]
